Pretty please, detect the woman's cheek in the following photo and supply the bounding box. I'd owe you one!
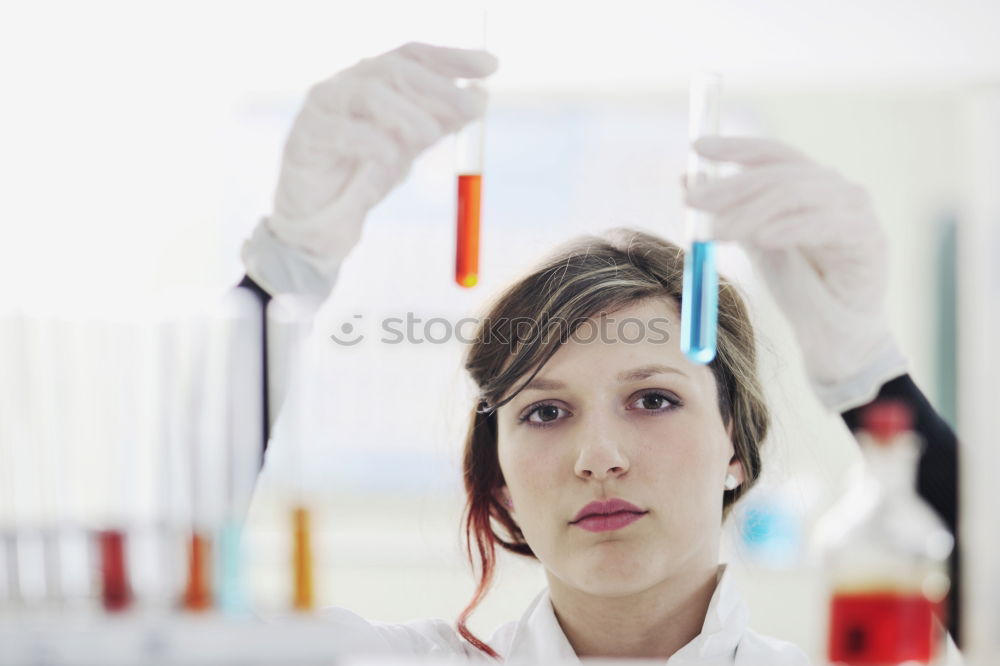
[501,433,556,490]
[641,422,714,484]
[516,446,564,497]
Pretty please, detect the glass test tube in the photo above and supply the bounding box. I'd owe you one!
[150,318,185,612]
[267,295,319,612]
[215,288,263,616]
[22,316,64,608]
[291,505,313,612]
[680,72,722,364]
[182,531,211,611]
[176,316,214,612]
[454,8,488,288]
[0,313,23,610]
[59,315,134,613]
[108,321,144,613]
[98,529,131,611]
[455,107,484,288]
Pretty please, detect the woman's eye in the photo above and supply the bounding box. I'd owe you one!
[520,403,568,427]
[517,392,678,428]
[628,391,680,412]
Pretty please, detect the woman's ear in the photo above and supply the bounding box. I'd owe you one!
[727,457,746,486]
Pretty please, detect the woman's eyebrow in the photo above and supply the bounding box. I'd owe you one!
[616,363,689,382]
[521,364,688,393]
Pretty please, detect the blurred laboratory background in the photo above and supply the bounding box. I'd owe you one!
[0,1,998,664]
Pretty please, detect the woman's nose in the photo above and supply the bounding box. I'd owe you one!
[573,425,630,480]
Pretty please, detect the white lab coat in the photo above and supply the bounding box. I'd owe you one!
[319,564,811,664]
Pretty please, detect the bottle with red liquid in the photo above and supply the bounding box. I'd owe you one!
[816,400,954,665]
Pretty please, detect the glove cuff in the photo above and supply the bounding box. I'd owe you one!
[809,336,910,413]
[240,219,341,300]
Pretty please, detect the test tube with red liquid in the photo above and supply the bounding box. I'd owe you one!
[98,529,132,611]
[455,111,484,288]
[454,6,488,288]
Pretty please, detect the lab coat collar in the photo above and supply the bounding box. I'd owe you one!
[503,563,747,664]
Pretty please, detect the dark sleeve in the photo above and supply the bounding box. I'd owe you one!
[841,373,961,646]
[237,274,273,459]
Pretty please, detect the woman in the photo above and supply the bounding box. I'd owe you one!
[237,43,959,663]
[454,229,802,662]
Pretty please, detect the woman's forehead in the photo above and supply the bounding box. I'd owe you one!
[514,299,708,387]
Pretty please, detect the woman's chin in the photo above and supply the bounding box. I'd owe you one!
[567,551,665,596]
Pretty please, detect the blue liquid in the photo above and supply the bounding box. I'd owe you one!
[681,241,718,364]
[216,521,247,616]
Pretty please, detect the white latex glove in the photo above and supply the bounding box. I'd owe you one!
[241,42,498,299]
[684,136,908,412]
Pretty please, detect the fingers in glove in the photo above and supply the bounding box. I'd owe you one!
[395,42,499,80]
[719,203,865,250]
[692,136,807,166]
[355,78,446,154]
[687,165,869,247]
[685,162,805,212]
[379,53,489,132]
[289,104,400,168]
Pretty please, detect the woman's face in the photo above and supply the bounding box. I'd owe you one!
[495,297,743,597]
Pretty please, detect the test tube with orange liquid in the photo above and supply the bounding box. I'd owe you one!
[455,171,481,288]
[454,6,488,288]
[180,317,215,613]
[267,295,320,612]
[291,505,313,611]
[455,113,484,288]
[182,531,211,611]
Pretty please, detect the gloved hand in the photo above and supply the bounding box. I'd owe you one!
[241,42,498,299]
[684,136,908,412]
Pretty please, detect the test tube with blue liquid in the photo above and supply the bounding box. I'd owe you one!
[214,288,263,616]
[681,72,722,364]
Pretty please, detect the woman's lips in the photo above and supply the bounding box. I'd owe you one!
[570,498,648,533]
[573,511,647,533]
[572,498,645,522]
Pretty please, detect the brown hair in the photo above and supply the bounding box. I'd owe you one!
[455,228,768,658]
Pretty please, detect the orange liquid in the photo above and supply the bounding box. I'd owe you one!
[183,531,212,611]
[828,591,943,664]
[455,174,481,288]
[98,530,132,612]
[292,506,314,612]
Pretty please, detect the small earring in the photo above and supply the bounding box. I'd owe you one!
[724,474,739,491]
